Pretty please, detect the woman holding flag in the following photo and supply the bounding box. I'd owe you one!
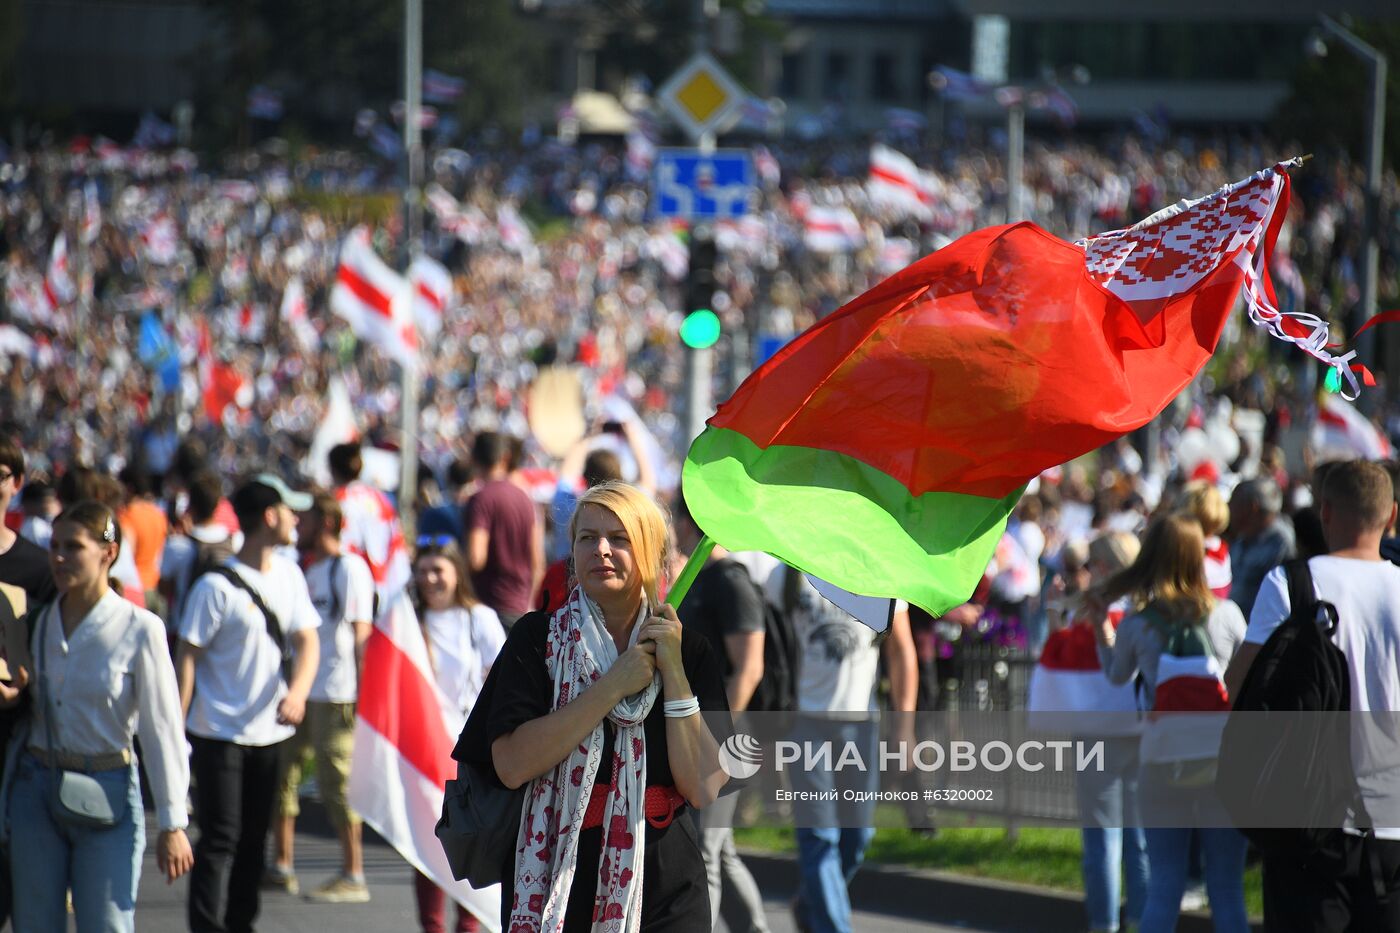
[410,536,505,933]
[1087,514,1248,933]
[460,481,729,931]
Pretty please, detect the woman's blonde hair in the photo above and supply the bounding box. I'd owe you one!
[1174,480,1229,537]
[1086,530,1140,578]
[1095,514,1213,622]
[569,481,670,610]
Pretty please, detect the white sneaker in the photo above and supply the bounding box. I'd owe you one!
[306,875,371,904]
[1180,883,1208,912]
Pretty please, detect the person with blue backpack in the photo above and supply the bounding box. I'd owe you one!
[1087,513,1248,933]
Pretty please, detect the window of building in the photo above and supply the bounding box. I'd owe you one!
[822,50,849,101]
[780,51,806,100]
[871,51,898,101]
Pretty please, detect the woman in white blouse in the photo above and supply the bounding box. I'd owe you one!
[2,500,193,932]
[409,535,505,933]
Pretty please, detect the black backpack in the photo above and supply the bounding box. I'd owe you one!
[1216,558,1368,864]
[746,566,800,713]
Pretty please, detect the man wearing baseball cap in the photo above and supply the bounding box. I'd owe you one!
[176,474,321,933]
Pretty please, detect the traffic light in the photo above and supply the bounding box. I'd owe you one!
[682,228,720,350]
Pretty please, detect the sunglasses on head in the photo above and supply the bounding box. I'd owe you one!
[416,534,457,549]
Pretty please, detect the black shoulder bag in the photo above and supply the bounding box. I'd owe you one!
[202,564,294,685]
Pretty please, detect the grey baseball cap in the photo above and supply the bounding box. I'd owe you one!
[242,473,313,513]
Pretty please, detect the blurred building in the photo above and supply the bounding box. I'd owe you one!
[6,0,1399,138]
[12,0,214,117]
[759,0,1400,131]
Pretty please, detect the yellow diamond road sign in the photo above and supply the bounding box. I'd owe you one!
[658,52,747,143]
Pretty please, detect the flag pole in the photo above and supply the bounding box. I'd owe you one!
[398,0,424,536]
[665,534,715,608]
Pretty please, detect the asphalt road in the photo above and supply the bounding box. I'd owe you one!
[126,812,994,933]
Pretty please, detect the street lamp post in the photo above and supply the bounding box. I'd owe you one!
[399,0,423,534]
[1316,14,1387,381]
[1006,100,1025,223]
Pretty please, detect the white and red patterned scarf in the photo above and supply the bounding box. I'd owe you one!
[509,586,659,933]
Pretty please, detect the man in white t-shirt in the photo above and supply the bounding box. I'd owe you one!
[176,475,320,933]
[267,492,374,903]
[1224,460,1400,930]
[764,567,916,933]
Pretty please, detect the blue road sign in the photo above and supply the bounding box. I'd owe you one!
[652,149,755,220]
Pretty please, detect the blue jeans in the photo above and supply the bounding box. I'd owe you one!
[8,753,144,933]
[1140,827,1248,933]
[788,718,878,933]
[1076,737,1147,931]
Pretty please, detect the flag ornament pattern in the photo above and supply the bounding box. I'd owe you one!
[683,161,1333,618]
[1079,158,1360,397]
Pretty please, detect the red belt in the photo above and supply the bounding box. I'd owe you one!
[581,784,686,831]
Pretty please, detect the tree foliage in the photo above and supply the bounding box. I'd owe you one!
[1275,21,1400,173]
[199,0,543,141]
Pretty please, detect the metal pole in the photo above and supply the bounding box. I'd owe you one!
[684,341,713,447]
[70,191,88,356]
[1364,50,1387,387]
[399,0,423,534]
[1006,101,1024,223]
[1318,14,1387,383]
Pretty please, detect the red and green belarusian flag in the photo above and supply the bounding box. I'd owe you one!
[681,159,1359,617]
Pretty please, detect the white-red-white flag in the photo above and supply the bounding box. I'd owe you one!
[408,256,451,340]
[803,205,863,253]
[496,203,535,258]
[81,182,102,245]
[330,227,417,368]
[44,233,78,311]
[867,144,932,219]
[1313,394,1392,462]
[336,479,412,603]
[141,213,179,265]
[1027,605,1140,735]
[3,269,49,328]
[349,592,500,930]
[233,301,265,343]
[279,275,319,352]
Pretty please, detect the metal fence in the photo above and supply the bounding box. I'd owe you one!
[926,642,1081,826]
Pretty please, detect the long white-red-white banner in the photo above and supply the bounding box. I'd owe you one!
[349,592,500,930]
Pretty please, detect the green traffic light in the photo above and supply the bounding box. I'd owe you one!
[680,309,721,349]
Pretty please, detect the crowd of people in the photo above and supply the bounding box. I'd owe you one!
[0,129,1397,488]
[0,127,1396,933]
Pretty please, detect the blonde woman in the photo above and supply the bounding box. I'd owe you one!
[459,481,729,931]
[1089,515,1247,933]
[1175,480,1232,598]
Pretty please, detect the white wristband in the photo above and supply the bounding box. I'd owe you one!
[663,696,701,718]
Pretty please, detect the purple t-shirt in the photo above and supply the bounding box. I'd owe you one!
[463,479,536,615]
